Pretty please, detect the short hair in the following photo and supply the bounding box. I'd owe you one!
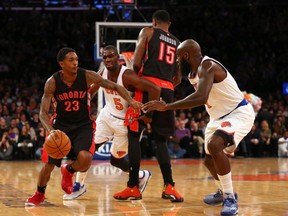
[103,45,118,54]
[152,10,170,23]
[57,47,76,62]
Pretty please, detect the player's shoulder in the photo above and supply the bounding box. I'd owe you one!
[122,67,135,76]
[140,26,153,35]
[46,73,56,84]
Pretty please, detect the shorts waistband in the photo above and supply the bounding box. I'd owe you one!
[141,75,174,90]
[219,98,248,119]
[110,113,125,120]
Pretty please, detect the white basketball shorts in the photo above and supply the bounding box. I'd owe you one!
[95,108,128,158]
[205,103,255,155]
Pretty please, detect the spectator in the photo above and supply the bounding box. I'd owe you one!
[167,135,186,159]
[278,131,288,157]
[17,124,34,159]
[189,120,205,158]
[0,117,8,135]
[175,119,191,157]
[178,111,189,127]
[34,123,45,159]
[0,130,14,160]
[245,124,262,157]
[8,117,20,143]
[30,112,40,130]
[259,120,272,157]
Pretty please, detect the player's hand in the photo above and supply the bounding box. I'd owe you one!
[138,115,152,124]
[128,99,142,114]
[49,129,60,139]
[142,98,167,112]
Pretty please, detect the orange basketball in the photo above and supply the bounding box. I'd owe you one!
[44,130,71,159]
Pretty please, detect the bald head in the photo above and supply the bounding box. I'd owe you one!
[177,39,201,57]
[177,39,203,76]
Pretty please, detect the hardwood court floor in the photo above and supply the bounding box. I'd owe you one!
[1,158,288,216]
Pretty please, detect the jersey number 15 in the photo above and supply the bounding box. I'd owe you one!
[158,42,176,65]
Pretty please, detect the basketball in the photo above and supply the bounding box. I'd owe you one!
[44,130,71,159]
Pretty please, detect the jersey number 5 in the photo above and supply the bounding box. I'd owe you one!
[158,42,176,65]
[113,98,124,110]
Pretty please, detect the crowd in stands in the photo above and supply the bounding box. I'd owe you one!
[1,3,288,160]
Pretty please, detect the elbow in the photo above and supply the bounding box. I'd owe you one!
[197,94,209,105]
[133,64,140,73]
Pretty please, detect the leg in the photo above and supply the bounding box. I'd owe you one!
[207,135,231,176]
[38,163,55,187]
[153,132,183,202]
[207,133,238,215]
[113,129,142,200]
[203,154,219,180]
[25,163,55,206]
[70,150,93,172]
[154,132,173,184]
[61,125,95,194]
[63,143,104,200]
[113,128,152,200]
[61,150,93,194]
[110,155,129,172]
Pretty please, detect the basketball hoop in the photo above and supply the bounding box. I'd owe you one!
[121,51,134,69]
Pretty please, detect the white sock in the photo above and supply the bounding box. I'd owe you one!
[138,170,144,179]
[214,180,222,191]
[76,171,88,186]
[217,172,234,197]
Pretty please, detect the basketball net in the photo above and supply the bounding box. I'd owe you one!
[121,51,134,69]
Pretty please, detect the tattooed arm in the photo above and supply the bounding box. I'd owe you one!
[39,76,55,133]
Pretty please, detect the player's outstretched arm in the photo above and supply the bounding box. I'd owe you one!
[86,70,141,111]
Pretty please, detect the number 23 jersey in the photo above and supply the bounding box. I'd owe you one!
[51,68,93,131]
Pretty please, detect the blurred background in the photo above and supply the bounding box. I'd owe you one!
[0,0,287,161]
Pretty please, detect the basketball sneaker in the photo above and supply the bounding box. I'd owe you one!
[63,182,86,200]
[61,164,74,194]
[162,183,184,202]
[25,192,45,206]
[204,189,238,205]
[221,193,238,215]
[138,170,152,193]
[113,186,142,200]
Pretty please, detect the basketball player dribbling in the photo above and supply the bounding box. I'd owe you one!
[25,47,141,206]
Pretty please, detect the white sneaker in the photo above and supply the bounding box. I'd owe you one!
[138,170,152,193]
[63,182,86,200]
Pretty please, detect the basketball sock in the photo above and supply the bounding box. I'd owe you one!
[37,186,46,194]
[66,164,76,173]
[138,170,144,179]
[76,171,88,186]
[217,172,234,197]
[128,164,140,188]
[159,163,173,185]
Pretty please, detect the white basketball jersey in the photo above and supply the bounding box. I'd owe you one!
[101,65,132,119]
[195,56,244,119]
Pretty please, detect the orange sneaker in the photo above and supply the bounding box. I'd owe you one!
[113,186,142,200]
[61,164,74,194]
[162,183,184,202]
[25,192,45,206]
